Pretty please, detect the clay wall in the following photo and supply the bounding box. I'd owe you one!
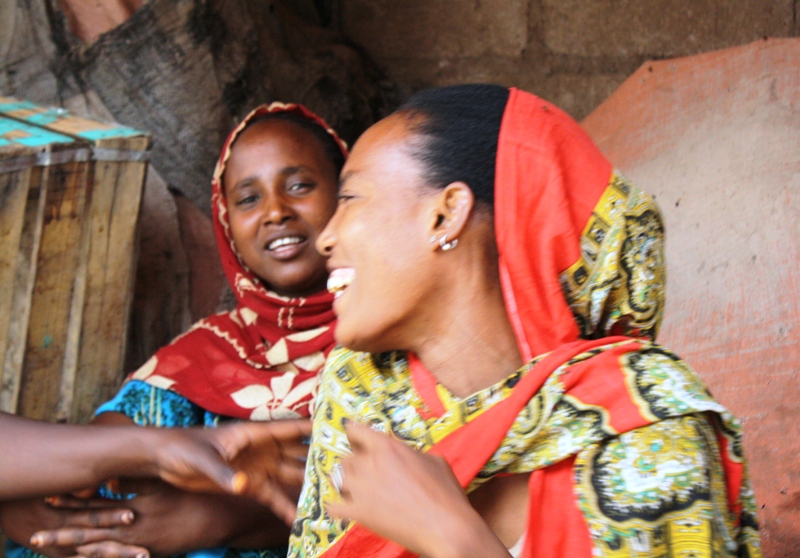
[339,0,800,119]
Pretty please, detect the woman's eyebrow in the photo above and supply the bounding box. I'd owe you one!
[338,170,355,189]
[281,165,314,176]
[232,176,256,191]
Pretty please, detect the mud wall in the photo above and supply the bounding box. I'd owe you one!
[339,0,800,119]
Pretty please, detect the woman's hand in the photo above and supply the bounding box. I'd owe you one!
[24,420,312,558]
[29,482,293,558]
[0,497,136,558]
[141,419,311,522]
[325,422,510,558]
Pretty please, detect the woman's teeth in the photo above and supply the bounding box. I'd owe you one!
[327,268,355,298]
[268,236,304,250]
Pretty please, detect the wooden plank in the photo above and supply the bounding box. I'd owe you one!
[70,135,149,422]
[0,145,36,414]
[0,161,48,415]
[0,97,144,143]
[17,146,91,422]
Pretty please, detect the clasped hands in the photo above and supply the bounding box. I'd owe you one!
[26,420,311,557]
[29,421,494,558]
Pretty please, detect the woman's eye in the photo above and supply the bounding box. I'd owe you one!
[337,194,355,204]
[288,182,314,193]
[236,194,258,206]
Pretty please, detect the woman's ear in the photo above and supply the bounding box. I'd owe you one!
[428,182,475,251]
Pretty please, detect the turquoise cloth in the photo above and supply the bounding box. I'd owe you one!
[6,380,287,558]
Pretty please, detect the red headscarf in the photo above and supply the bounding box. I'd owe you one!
[130,103,347,420]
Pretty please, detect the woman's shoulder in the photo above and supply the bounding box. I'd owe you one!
[324,347,404,375]
[96,379,212,427]
[318,347,408,399]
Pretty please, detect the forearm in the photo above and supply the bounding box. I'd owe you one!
[426,508,512,558]
[0,413,157,499]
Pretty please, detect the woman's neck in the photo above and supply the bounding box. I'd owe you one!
[411,273,523,399]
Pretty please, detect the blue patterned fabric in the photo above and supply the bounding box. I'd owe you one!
[6,381,288,558]
[95,380,221,428]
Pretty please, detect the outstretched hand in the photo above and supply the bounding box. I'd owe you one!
[145,419,311,524]
[24,420,312,558]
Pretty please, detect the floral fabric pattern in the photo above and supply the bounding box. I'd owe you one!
[289,342,761,558]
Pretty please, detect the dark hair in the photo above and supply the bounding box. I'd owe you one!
[242,111,346,175]
[396,84,510,207]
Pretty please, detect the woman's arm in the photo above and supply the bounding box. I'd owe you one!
[0,412,243,499]
[13,410,309,558]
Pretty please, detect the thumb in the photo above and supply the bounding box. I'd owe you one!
[159,448,243,495]
[191,451,244,494]
[325,500,351,521]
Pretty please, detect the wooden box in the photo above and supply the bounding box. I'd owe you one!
[0,98,149,423]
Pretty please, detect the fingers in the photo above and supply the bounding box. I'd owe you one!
[32,527,115,548]
[276,457,308,486]
[40,509,134,533]
[284,441,311,460]
[257,418,313,442]
[46,495,125,510]
[73,541,149,558]
[70,488,99,499]
[194,458,239,494]
[249,482,299,526]
[342,421,381,453]
[324,500,350,520]
[216,419,313,460]
[165,449,240,495]
[110,477,162,495]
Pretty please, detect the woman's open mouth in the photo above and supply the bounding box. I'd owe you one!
[266,235,307,259]
[327,268,355,299]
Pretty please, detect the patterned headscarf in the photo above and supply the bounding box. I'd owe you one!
[495,88,665,360]
[130,103,347,420]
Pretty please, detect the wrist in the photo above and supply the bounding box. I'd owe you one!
[114,426,161,479]
[427,507,509,558]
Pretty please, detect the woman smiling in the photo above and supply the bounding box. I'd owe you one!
[290,85,761,558]
[1,103,347,558]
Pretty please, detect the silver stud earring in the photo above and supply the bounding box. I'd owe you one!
[439,234,458,251]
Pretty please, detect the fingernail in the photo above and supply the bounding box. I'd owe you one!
[30,535,43,547]
[136,552,149,558]
[232,472,248,494]
[122,510,135,524]
[44,496,58,505]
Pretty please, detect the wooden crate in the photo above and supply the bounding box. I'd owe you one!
[0,98,149,424]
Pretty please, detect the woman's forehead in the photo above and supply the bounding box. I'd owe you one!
[345,115,417,170]
[236,118,319,148]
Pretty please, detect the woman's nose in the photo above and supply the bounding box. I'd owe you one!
[316,214,337,256]
[263,195,294,225]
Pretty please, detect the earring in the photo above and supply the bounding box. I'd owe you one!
[439,234,458,251]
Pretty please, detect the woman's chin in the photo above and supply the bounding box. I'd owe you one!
[333,322,381,354]
[333,325,364,352]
